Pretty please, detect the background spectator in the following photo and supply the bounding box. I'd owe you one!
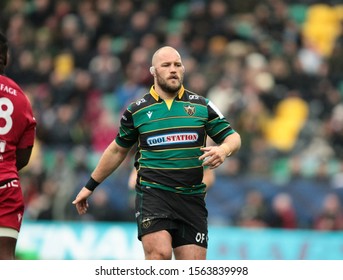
[314,193,343,231]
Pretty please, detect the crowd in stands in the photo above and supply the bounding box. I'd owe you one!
[1,0,343,229]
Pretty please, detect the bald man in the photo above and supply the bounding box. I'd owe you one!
[73,46,241,260]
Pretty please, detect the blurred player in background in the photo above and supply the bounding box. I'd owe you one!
[73,46,240,260]
[0,32,36,259]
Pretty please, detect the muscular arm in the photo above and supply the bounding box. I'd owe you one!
[91,140,131,183]
[199,132,241,169]
[218,132,241,157]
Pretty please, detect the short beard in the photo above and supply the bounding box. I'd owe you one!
[156,74,183,94]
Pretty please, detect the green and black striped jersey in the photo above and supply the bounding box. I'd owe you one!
[116,85,236,194]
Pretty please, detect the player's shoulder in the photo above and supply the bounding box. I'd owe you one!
[182,89,207,105]
[0,75,26,99]
[127,92,155,112]
[0,74,20,88]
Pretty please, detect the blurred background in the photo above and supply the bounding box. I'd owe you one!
[1,0,343,259]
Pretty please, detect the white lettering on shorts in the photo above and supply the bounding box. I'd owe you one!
[195,232,207,244]
[0,180,19,189]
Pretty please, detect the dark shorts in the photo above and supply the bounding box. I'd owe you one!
[135,186,208,248]
[0,179,24,232]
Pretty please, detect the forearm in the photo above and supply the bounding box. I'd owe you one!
[16,147,33,171]
[91,140,130,183]
[219,132,241,157]
[200,132,241,169]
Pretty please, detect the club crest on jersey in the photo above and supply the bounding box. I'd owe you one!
[184,105,195,116]
[147,132,198,146]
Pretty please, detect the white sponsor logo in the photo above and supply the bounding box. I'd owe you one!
[147,133,198,146]
[189,95,200,100]
[136,98,146,106]
[0,179,19,189]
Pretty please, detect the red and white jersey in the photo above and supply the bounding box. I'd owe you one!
[0,74,36,182]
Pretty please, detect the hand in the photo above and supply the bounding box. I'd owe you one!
[72,187,93,215]
[199,146,228,169]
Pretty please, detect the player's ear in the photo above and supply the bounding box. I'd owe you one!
[149,66,155,75]
[182,65,185,73]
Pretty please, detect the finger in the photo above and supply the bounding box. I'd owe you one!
[76,203,88,215]
[211,158,223,168]
[199,152,212,161]
[75,198,86,210]
[72,193,86,205]
[203,156,220,168]
[72,194,82,205]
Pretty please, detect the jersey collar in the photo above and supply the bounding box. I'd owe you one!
[149,85,185,101]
